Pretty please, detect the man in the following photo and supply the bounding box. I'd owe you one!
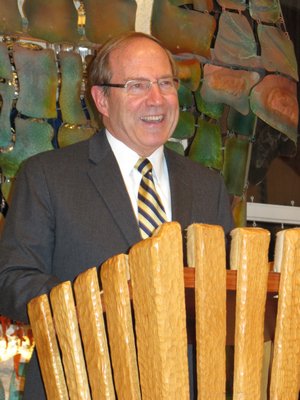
[0,32,234,399]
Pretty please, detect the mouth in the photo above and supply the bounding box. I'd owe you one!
[140,115,164,123]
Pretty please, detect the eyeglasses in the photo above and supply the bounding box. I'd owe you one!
[98,77,180,96]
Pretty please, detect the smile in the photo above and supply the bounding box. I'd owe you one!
[140,115,164,122]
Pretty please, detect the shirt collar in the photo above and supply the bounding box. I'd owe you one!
[105,130,165,180]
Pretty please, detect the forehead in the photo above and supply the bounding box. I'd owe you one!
[109,38,173,78]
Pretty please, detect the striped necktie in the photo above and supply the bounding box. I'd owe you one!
[135,158,167,239]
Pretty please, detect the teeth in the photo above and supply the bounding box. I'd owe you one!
[141,115,163,122]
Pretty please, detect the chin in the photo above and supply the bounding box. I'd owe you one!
[146,140,165,149]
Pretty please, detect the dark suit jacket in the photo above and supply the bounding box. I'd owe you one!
[0,130,233,399]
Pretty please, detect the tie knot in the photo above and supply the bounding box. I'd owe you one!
[135,158,152,176]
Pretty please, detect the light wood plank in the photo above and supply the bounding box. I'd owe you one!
[74,267,115,400]
[101,254,141,400]
[50,282,91,400]
[27,294,68,399]
[187,223,226,399]
[230,227,270,400]
[129,222,189,399]
[270,228,300,399]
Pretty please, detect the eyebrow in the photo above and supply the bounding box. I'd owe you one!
[122,75,175,81]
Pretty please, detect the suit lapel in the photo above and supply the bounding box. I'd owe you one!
[87,131,141,247]
[86,133,192,246]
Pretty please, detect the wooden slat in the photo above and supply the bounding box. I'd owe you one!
[50,282,91,400]
[74,267,115,400]
[27,294,68,400]
[129,222,189,399]
[270,228,300,399]
[230,227,270,399]
[101,254,141,400]
[187,223,226,399]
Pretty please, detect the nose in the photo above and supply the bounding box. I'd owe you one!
[145,82,164,105]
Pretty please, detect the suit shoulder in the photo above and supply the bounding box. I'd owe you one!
[22,137,90,170]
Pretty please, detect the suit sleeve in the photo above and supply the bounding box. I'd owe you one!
[217,175,235,236]
[0,157,61,323]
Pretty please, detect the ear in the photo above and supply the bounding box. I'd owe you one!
[91,86,109,117]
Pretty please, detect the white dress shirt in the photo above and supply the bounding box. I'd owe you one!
[106,130,172,222]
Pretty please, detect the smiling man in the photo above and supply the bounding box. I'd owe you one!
[90,34,179,156]
[0,32,233,399]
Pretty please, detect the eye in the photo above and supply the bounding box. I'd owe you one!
[159,78,173,88]
[127,80,148,93]
[158,78,178,91]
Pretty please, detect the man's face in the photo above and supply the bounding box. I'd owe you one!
[92,38,179,156]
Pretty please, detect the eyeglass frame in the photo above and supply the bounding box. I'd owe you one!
[97,76,180,95]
